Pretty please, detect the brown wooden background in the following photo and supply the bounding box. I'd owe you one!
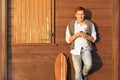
[0,0,120,80]
[8,0,52,44]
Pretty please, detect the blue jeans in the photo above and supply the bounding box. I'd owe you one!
[72,49,92,80]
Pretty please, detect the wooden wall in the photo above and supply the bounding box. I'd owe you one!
[0,0,120,80]
[118,1,120,80]
[0,0,2,79]
[56,0,113,80]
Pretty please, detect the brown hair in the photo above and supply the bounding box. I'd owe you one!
[75,6,85,13]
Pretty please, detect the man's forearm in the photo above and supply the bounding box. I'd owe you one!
[69,34,78,43]
[85,35,94,41]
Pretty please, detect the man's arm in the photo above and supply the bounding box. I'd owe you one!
[69,33,78,43]
[85,34,94,41]
[85,23,97,42]
[66,26,85,43]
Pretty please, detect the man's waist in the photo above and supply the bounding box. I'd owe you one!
[74,46,91,50]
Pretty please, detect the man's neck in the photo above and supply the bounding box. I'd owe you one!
[77,20,84,25]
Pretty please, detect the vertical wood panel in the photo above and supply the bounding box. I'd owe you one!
[9,0,53,44]
[0,0,2,79]
[1,0,7,80]
[113,0,119,80]
[21,0,26,43]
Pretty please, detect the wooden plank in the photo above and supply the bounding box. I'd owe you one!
[8,70,55,80]
[55,53,67,80]
[1,0,7,80]
[21,0,26,43]
[57,0,112,3]
[38,0,43,43]
[112,0,119,80]
[0,0,2,78]
[56,9,113,18]
[56,1,112,9]
[56,17,113,27]
[34,0,38,43]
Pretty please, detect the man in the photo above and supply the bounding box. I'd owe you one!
[65,7,97,80]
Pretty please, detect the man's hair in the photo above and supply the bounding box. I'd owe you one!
[75,6,85,13]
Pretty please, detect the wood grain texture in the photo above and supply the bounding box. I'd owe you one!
[8,0,52,44]
[55,53,67,80]
[0,0,118,80]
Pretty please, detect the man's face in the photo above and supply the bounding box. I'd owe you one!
[75,10,85,22]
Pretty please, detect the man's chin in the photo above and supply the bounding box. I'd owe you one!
[79,20,84,22]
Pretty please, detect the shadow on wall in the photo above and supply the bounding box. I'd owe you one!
[85,9,103,75]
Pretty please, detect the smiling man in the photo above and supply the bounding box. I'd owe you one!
[65,7,97,80]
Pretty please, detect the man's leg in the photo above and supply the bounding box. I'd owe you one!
[72,55,83,80]
[82,50,92,77]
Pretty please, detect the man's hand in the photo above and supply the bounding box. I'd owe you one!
[75,31,86,37]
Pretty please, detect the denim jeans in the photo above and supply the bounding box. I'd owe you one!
[72,49,92,80]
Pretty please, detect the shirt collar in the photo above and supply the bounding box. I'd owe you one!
[75,19,87,25]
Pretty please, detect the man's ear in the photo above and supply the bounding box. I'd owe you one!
[75,13,77,18]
